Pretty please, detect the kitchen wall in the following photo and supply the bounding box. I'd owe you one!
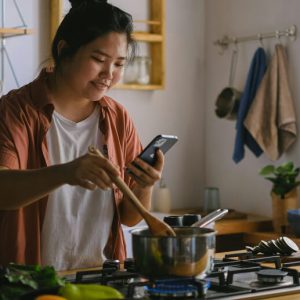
[204,0,300,216]
[5,0,300,216]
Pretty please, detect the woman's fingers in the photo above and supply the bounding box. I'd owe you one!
[153,149,164,171]
[88,152,120,178]
[66,153,119,190]
[77,179,97,190]
[127,150,164,187]
[89,166,113,187]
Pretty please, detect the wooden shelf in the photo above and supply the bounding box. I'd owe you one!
[116,0,165,91]
[115,83,163,90]
[0,28,33,38]
[132,32,163,42]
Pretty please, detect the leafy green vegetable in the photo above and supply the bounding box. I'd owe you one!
[0,263,65,300]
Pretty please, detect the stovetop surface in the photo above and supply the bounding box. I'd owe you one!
[57,251,300,299]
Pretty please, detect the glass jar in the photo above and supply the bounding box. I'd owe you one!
[136,56,151,85]
[203,187,220,213]
[123,60,139,84]
[123,56,151,85]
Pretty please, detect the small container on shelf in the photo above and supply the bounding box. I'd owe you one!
[123,56,151,85]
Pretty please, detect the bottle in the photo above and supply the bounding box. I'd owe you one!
[137,56,151,85]
[153,178,171,213]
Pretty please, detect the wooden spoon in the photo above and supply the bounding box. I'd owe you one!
[88,146,176,237]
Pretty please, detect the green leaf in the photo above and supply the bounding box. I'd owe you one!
[260,165,275,176]
[282,161,294,171]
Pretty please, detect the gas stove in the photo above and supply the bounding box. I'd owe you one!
[64,252,300,299]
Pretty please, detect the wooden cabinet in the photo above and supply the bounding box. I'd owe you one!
[49,0,165,90]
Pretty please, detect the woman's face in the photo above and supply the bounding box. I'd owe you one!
[60,32,128,101]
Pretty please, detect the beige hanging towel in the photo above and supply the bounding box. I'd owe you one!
[244,44,297,161]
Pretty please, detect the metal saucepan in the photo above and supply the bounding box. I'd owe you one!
[130,209,228,278]
[215,48,241,120]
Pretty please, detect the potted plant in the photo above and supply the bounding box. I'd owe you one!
[260,161,300,233]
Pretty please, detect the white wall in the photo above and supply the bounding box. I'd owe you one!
[204,0,300,216]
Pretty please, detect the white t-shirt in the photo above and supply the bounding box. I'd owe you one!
[42,106,114,271]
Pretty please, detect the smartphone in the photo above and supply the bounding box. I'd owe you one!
[137,134,178,166]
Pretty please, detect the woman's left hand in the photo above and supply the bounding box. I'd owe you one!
[126,149,164,188]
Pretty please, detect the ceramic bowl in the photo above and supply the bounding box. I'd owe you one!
[287,209,300,237]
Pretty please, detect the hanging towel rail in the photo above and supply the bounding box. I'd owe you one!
[214,25,297,52]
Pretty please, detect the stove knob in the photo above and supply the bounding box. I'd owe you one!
[124,258,136,272]
[103,259,120,271]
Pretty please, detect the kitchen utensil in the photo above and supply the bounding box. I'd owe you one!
[88,146,176,237]
[131,226,215,278]
[131,210,228,278]
[215,48,241,120]
[191,208,229,228]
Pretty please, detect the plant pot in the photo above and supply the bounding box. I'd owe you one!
[272,188,299,233]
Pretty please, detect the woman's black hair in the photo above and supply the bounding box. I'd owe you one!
[51,0,136,68]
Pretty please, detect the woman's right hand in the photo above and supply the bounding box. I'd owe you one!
[64,153,120,190]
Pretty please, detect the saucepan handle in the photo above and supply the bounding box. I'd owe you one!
[191,208,229,228]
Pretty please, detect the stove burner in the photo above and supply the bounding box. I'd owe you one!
[256,269,288,284]
[145,278,209,298]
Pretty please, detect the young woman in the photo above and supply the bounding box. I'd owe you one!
[0,0,164,270]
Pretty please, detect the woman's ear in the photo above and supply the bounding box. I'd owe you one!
[57,40,69,58]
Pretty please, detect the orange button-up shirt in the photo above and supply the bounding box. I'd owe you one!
[0,69,142,266]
